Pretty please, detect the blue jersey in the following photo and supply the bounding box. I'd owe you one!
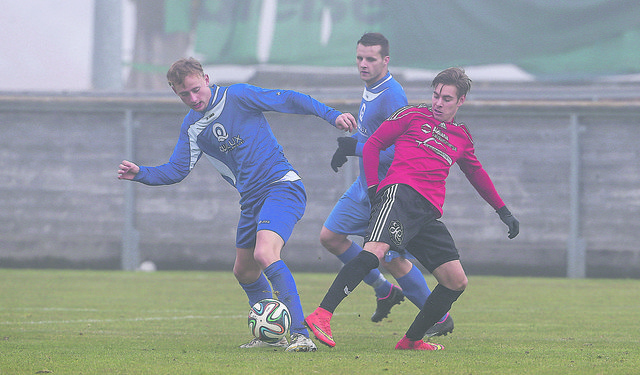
[133,83,341,205]
[323,72,407,237]
[354,72,408,194]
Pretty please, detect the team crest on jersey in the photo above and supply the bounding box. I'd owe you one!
[212,122,245,153]
[388,220,403,247]
[211,122,228,142]
[416,122,457,165]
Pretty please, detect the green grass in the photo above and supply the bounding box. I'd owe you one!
[0,270,638,374]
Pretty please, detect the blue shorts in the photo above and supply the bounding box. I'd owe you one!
[323,181,370,237]
[236,180,306,249]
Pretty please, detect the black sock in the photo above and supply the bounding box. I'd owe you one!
[319,250,379,313]
[405,284,463,341]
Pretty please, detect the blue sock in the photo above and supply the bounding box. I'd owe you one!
[239,272,272,306]
[263,260,308,337]
[337,241,392,299]
[395,265,430,309]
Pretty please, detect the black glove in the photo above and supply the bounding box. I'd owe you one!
[496,206,519,239]
[330,136,358,172]
[367,185,378,202]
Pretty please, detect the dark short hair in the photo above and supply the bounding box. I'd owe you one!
[167,57,205,88]
[357,32,390,57]
[431,67,472,98]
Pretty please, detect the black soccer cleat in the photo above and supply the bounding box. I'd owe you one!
[371,285,404,322]
[425,313,454,337]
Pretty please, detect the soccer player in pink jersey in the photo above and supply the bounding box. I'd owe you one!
[305,67,519,350]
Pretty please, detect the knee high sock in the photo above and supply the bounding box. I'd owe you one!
[405,284,463,341]
[337,241,392,299]
[263,260,308,336]
[395,265,430,309]
[320,251,380,313]
[240,272,272,306]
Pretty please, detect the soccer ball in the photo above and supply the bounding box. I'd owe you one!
[248,298,291,343]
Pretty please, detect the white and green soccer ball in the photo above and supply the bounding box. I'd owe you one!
[248,298,291,343]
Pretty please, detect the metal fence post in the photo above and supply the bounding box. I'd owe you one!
[122,109,140,270]
[567,113,586,278]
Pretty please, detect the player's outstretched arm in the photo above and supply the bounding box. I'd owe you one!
[118,160,140,180]
[334,112,357,132]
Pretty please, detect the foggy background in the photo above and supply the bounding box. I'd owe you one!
[3,0,640,92]
[1,1,639,278]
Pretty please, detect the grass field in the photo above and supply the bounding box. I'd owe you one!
[0,270,638,374]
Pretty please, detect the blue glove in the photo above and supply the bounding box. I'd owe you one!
[330,137,357,172]
[496,206,519,239]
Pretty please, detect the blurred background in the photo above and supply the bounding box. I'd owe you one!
[3,0,640,91]
[1,0,639,278]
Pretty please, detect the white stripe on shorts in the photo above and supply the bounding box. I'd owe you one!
[370,184,398,241]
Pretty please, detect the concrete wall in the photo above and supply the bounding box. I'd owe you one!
[1,88,639,278]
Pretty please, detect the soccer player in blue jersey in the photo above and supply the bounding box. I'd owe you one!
[117,57,357,352]
[320,33,453,335]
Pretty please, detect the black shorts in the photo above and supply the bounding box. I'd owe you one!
[365,183,460,273]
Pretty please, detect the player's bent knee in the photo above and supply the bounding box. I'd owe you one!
[450,276,468,292]
[319,227,348,255]
[252,251,281,270]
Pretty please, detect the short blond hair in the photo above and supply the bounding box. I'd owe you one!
[167,57,205,88]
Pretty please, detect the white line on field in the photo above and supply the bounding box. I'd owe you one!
[0,307,101,312]
[0,315,243,325]
[0,312,358,326]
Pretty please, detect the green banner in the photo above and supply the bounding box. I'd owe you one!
[166,0,640,77]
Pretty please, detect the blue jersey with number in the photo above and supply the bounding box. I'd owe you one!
[354,72,408,195]
[133,83,341,205]
[323,72,407,236]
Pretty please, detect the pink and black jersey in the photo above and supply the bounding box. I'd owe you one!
[363,103,505,215]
